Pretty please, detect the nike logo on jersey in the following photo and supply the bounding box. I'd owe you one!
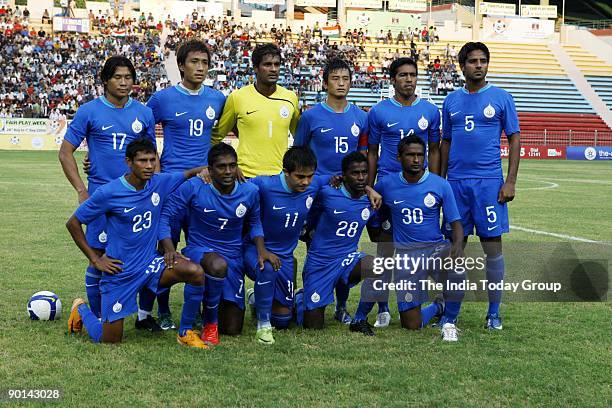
[175,111,188,117]
[257,281,271,286]
[333,210,347,214]
[102,125,113,131]
[272,205,286,210]
[203,208,216,213]
[393,200,405,205]
[123,207,137,213]
[450,111,461,117]
[488,225,499,231]
[321,128,333,133]
[387,122,399,127]
[246,110,258,115]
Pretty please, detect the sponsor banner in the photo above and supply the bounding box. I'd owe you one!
[482,17,555,42]
[566,146,612,161]
[346,0,382,9]
[296,0,335,6]
[521,5,557,19]
[388,0,427,11]
[480,2,516,16]
[346,10,422,34]
[53,17,90,33]
[244,0,285,5]
[500,145,565,159]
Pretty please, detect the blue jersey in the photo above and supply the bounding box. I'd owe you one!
[248,173,324,257]
[147,85,226,172]
[375,171,460,244]
[307,185,374,260]
[294,103,368,176]
[159,179,263,258]
[74,172,185,281]
[368,97,441,178]
[442,84,520,180]
[64,96,156,186]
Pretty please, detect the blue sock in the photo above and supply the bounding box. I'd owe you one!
[486,254,505,315]
[203,273,225,325]
[295,290,304,327]
[377,302,390,313]
[85,267,101,318]
[271,312,292,329]
[78,303,102,343]
[420,303,439,328]
[443,301,462,323]
[138,287,156,316]
[255,262,275,324]
[353,301,375,322]
[157,288,171,315]
[335,280,349,311]
[179,284,204,336]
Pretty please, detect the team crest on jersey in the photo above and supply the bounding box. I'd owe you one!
[418,115,429,130]
[132,117,143,133]
[361,207,370,221]
[483,104,496,118]
[306,196,313,209]
[351,122,360,137]
[98,231,107,243]
[424,193,436,208]
[112,301,122,313]
[236,203,247,217]
[311,292,320,303]
[279,106,290,119]
[206,105,216,120]
[151,192,160,206]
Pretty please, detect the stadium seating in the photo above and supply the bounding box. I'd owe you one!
[586,76,612,110]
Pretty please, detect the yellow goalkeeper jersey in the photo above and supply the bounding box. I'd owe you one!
[214,84,300,178]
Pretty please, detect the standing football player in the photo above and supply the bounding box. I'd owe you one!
[366,57,442,328]
[59,56,156,327]
[440,42,520,330]
[140,39,226,330]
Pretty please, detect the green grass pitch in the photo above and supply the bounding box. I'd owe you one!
[0,152,610,406]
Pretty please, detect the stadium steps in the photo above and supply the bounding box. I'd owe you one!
[562,44,612,76]
[518,113,611,132]
[586,76,612,110]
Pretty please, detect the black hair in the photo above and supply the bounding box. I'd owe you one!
[252,43,281,68]
[458,42,490,66]
[389,57,418,79]
[208,142,238,167]
[342,152,368,174]
[126,138,156,160]
[283,146,317,173]
[176,40,211,78]
[397,135,426,155]
[100,55,137,85]
[323,58,352,83]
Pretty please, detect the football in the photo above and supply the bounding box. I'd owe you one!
[27,291,62,321]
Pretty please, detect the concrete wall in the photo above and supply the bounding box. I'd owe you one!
[566,27,612,66]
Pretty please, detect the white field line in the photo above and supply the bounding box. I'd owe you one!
[510,225,611,245]
[516,179,559,191]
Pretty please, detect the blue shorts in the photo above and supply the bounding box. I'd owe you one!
[244,244,295,307]
[302,251,366,311]
[99,255,165,323]
[446,178,509,238]
[85,215,107,250]
[368,203,392,234]
[183,246,246,310]
[169,208,189,245]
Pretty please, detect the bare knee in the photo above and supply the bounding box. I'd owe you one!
[400,310,421,331]
[203,254,228,279]
[303,308,325,330]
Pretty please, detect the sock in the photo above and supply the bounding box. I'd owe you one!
[295,290,304,327]
[78,303,102,343]
[377,302,390,314]
[271,312,292,329]
[486,254,505,315]
[335,280,349,311]
[85,267,101,318]
[353,301,375,322]
[420,303,439,328]
[137,309,151,321]
[443,301,462,323]
[138,287,156,316]
[179,284,204,337]
[156,288,171,315]
[257,320,272,330]
[203,273,225,325]
[254,261,275,324]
